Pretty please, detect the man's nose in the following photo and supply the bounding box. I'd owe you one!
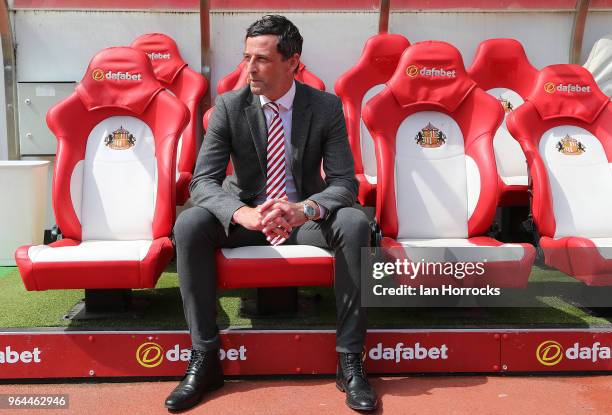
[246,57,257,73]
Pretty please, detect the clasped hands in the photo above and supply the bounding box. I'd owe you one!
[232,197,307,245]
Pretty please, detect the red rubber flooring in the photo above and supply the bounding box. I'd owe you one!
[1,375,611,414]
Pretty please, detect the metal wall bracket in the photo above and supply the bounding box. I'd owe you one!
[570,0,591,64]
[0,0,19,160]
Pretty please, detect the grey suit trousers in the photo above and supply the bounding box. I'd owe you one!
[174,204,370,354]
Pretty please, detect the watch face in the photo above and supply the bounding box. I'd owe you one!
[304,203,316,219]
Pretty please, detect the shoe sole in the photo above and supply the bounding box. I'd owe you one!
[335,382,378,412]
[165,380,225,412]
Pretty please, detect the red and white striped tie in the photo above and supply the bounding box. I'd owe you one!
[265,102,287,200]
[264,102,287,245]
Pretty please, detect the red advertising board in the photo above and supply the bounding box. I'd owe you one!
[365,330,499,373]
[0,329,499,379]
[500,330,612,372]
[4,329,612,379]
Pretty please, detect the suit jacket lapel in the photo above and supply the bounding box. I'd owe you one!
[291,82,312,196]
[244,93,268,175]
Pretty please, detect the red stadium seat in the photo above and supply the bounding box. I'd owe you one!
[335,33,410,206]
[131,33,208,205]
[507,65,612,285]
[468,39,539,206]
[216,246,334,289]
[217,60,325,94]
[363,41,535,288]
[15,47,189,291]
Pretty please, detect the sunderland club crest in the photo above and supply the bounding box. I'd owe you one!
[499,97,514,113]
[556,135,585,155]
[105,126,136,150]
[415,122,446,148]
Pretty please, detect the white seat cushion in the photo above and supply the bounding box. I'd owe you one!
[397,238,525,262]
[394,111,480,239]
[220,245,333,259]
[500,175,528,186]
[28,240,153,263]
[80,116,157,241]
[487,88,529,182]
[363,174,377,185]
[541,126,612,238]
[588,238,612,259]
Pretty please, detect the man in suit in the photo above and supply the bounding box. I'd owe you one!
[165,15,377,412]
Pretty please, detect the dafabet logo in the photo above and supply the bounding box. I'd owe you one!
[92,68,142,82]
[544,82,556,93]
[0,346,42,364]
[406,65,419,77]
[544,82,590,94]
[405,65,456,78]
[536,340,563,366]
[135,342,247,368]
[146,52,171,60]
[136,342,164,368]
[536,340,611,366]
[369,342,449,363]
[91,68,105,82]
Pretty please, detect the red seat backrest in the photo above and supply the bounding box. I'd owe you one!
[468,38,539,204]
[47,47,189,241]
[468,38,538,97]
[335,33,410,181]
[131,33,208,180]
[507,64,612,239]
[363,41,503,240]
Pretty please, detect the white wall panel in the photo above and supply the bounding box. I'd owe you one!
[209,12,379,96]
[15,11,201,82]
[13,9,611,90]
[390,12,574,68]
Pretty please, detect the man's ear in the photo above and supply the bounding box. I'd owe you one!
[289,53,300,74]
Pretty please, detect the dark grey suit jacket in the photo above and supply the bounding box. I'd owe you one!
[189,81,358,235]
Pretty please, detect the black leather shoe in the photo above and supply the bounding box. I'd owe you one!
[336,352,378,412]
[165,349,224,412]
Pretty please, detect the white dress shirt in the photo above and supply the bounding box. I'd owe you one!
[255,81,298,205]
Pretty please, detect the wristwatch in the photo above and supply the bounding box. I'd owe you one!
[302,200,318,221]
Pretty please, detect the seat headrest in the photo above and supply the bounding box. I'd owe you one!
[388,41,476,112]
[468,38,538,94]
[528,64,609,123]
[130,33,189,85]
[360,33,410,75]
[76,47,164,114]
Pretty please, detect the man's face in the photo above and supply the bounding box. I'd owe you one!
[243,34,298,100]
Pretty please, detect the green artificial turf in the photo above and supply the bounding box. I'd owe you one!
[0,267,16,278]
[1,263,612,330]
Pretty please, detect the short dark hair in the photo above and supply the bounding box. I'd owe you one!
[246,15,303,60]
